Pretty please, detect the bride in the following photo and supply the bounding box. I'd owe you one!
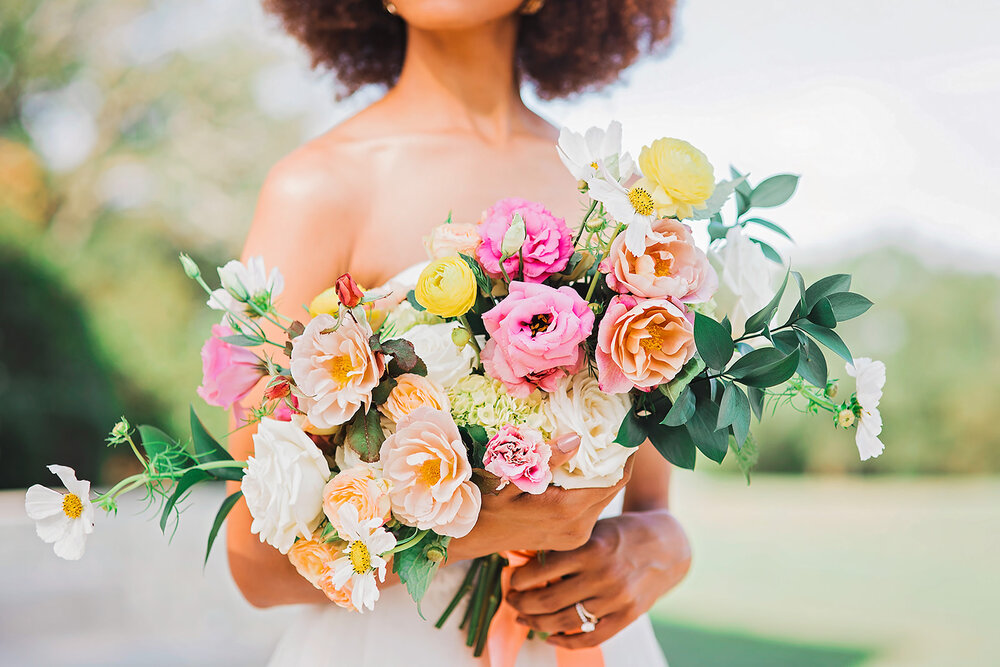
[226,0,691,664]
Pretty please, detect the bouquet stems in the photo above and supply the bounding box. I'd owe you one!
[449,553,507,655]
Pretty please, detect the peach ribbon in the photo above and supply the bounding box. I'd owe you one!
[486,550,604,667]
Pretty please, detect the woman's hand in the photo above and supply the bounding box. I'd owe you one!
[448,457,634,561]
[504,509,691,649]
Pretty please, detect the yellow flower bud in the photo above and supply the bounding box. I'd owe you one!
[415,257,478,318]
[837,409,856,429]
[638,138,715,220]
[451,326,472,348]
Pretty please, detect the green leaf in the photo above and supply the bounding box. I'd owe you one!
[378,337,428,377]
[751,238,783,264]
[190,407,242,480]
[736,190,751,218]
[685,397,729,464]
[406,290,426,312]
[160,469,210,533]
[662,386,696,427]
[345,409,386,463]
[459,253,492,295]
[730,432,759,484]
[771,330,799,354]
[138,425,180,462]
[694,313,735,370]
[662,356,707,403]
[205,490,242,565]
[804,274,851,312]
[614,409,647,448]
[393,531,451,614]
[796,337,828,388]
[743,270,789,335]
[371,377,398,405]
[728,347,801,387]
[707,215,728,242]
[743,217,793,241]
[750,174,799,208]
[717,382,751,449]
[807,297,838,328]
[747,386,765,421]
[827,292,873,321]
[795,322,853,363]
[219,333,263,347]
[645,423,697,469]
[730,166,752,198]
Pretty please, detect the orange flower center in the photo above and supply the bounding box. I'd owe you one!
[653,256,674,277]
[418,459,442,486]
[349,541,371,574]
[62,493,83,519]
[640,324,670,352]
[627,186,655,216]
[325,355,354,387]
[527,313,553,337]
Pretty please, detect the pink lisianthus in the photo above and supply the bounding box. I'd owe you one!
[481,281,594,398]
[483,424,552,494]
[596,295,696,394]
[197,324,265,410]
[476,197,574,283]
[600,218,718,302]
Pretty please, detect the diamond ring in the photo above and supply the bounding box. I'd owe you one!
[575,602,599,633]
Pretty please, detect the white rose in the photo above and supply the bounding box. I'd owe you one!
[399,322,477,389]
[545,372,634,489]
[708,227,783,338]
[243,418,331,554]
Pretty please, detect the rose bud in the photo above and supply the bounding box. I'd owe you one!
[264,376,291,401]
[335,273,364,309]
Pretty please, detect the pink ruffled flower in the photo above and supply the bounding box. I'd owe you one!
[476,197,574,283]
[483,424,552,494]
[197,324,265,410]
[481,281,595,398]
[601,218,718,302]
[596,295,696,394]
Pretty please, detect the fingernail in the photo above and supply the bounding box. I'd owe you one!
[554,433,581,454]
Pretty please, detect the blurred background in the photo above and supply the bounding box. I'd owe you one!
[1,0,997,665]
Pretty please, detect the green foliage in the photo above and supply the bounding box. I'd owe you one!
[190,407,241,480]
[393,532,451,614]
[694,312,734,370]
[345,409,385,463]
[205,490,242,565]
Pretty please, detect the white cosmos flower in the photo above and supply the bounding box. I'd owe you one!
[329,504,397,612]
[25,465,96,560]
[243,418,331,554]
[587,165,672,256]
[399,322,477,389]
[557,121,635,183]
[208,256,285,319]
[846,358,886,461]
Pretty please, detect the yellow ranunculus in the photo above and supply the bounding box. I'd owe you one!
[415,257,478,318]
[308,286,341,318]
[638,138,716,220]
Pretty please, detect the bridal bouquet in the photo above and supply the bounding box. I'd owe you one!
[25,122,886,655]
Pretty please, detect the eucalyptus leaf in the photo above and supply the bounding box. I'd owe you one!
[717,381,751,443]
[796,337,829,388]
[728,347,801,388]
[795,321,853,363]
[807,297,838,328]
[662,386,696,427]
[645,422,697,469]
[750,174,799,208]
[694,312,735,370]
[747,386,765,421]
[685,397,729,463]
[804,274,851,312]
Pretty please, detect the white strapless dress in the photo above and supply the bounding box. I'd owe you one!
[268,263,667,667]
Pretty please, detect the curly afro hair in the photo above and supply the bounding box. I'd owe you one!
[264,0,677,99]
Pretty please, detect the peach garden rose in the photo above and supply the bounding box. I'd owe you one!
[290,313,385,430]
[322,467,392,534]
[596,295,697,394]
[287,535,354,610]
[379,373,450,425]
[379,407,481,538]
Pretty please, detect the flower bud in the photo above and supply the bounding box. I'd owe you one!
[836,409,856,429]
[825,381,839,399]
[335,273,364,309]
[500,213,527,259]
[425,546,446,563]
[451,326,472,348]
[264,376,291,401]
[179,253,201,279]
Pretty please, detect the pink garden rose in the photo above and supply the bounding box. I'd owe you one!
[483,424,552,494]
[197,324,265,410]
[481,281,595,397]
[379,407,482,538]
[601,218,718,302]
[476,197,574,283]
[596,295,696,394]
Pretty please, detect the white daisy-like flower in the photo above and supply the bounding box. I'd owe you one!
[557,121,634,183]
[587,165,672,256]
[207,256,284,319]
[24,465,96,560]
[846,357,886,461]
[329,504,397,612]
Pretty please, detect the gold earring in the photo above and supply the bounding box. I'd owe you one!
[382,0,397,15]
[519,0,545,15]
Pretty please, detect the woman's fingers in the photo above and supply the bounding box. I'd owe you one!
[507,571,600,614]
[514,595,616,635]
[547,433,581,468]
[545,611,630,650]
[508,549,584,592]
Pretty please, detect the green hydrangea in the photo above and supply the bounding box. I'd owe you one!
[448,375,553,438]
[380,301,444,338]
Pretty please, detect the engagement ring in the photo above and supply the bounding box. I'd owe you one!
[575,602,599,633]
